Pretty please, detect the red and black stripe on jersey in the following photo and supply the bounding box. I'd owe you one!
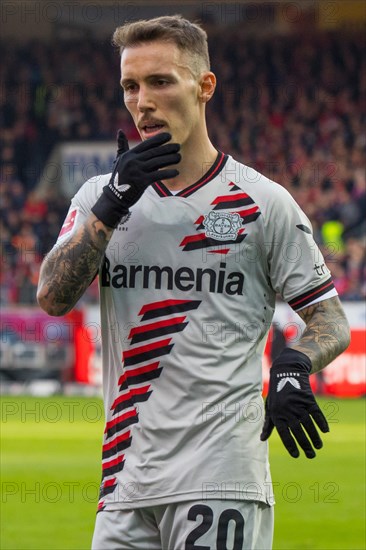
[129,316,188,345]
[211,192,254,210]
[216,184,261,222]
[123,338,175,367]
[111,384,154,419]
[102,453,126,478]
[288,277,335,311]
[180,181,261,253]
[180,231,247,251]
[104,409,138,440]
[139,299,201,321]
[102,431,132,461]
[98,299,201,510]
[99,477,117,497]
[125,361,163,385]
[193,184,261,230]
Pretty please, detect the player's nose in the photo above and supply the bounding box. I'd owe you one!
[137,85,156,112]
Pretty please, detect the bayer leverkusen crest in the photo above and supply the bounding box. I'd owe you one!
[203,211,242,241]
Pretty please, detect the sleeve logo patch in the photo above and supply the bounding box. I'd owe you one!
[203,211,242,241]
[59,207,79,238]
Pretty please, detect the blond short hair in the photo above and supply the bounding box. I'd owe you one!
[112,15,210,77]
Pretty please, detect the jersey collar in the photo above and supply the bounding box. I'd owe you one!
[152,151,228,198]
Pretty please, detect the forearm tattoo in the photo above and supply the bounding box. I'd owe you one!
[295,296,351,373]
[38,217,113,316]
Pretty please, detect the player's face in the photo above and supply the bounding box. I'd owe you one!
[120,41,205,146]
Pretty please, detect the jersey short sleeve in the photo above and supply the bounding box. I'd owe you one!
[55,174,110,244]
[264,183,337,311]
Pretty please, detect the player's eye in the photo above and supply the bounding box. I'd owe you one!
[123,83,137,93]
[155,79,169,87]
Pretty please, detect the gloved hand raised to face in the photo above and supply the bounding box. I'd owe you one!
[92,131,181,228]
[260,348,329,459]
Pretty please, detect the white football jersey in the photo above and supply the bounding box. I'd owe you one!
[56,152,336,511]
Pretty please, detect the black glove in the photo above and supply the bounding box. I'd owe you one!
[260,348,329,458]
[115,128,130,158]
[92,131,181,228]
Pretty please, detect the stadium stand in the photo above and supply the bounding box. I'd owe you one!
[0,29,365,305]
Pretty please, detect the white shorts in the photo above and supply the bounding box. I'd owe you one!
[92,499,274,550]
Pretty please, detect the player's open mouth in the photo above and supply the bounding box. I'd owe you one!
[142,124,165,135]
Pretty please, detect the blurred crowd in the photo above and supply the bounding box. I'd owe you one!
[1,29,365,305]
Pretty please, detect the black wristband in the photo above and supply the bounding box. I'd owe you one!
[272,347,312,374]
[91,186,129,229]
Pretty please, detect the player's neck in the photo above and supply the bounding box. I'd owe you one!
[161,136,218,192]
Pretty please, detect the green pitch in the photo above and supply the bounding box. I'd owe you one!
[1,396,365,549]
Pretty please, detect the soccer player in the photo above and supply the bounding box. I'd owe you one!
[37,15,350,550]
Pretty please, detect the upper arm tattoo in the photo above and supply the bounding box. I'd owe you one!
[295,296,351,373]
[38,216,113,316]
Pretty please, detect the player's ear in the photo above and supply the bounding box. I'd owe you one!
[198,71,216,103]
